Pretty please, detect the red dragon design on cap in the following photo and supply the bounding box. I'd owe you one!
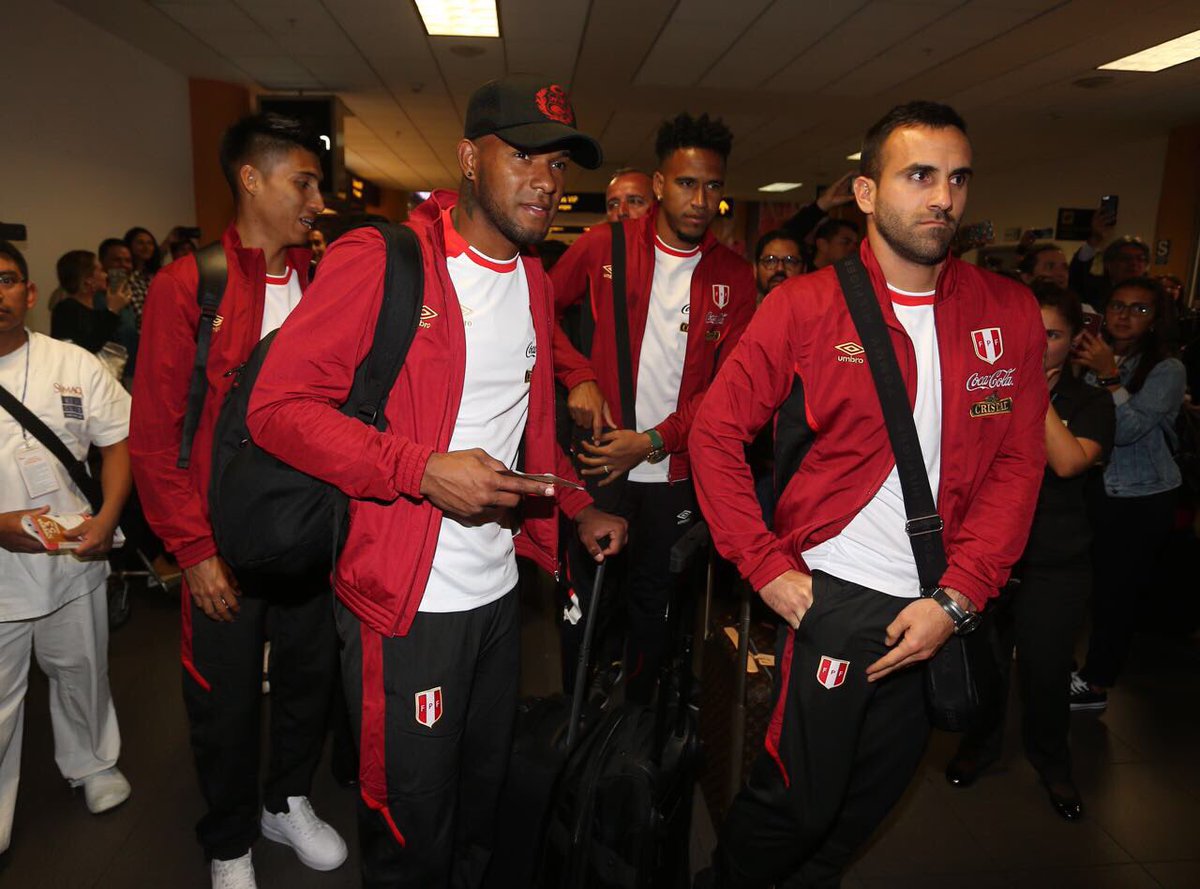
[535,85,575,126]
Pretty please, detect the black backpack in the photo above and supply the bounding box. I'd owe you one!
[183,223,423,578]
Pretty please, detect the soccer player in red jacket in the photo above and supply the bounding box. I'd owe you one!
[691,102,1048,888]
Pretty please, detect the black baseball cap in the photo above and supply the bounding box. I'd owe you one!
[464,75,603,170]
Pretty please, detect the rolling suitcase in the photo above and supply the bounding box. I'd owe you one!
[536,521,709,889]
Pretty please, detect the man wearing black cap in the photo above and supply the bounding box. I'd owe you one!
[246,76,626,888]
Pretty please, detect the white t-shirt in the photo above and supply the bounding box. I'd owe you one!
[260,267,304,339]
[803,285,942,598]
[0,332,131,620]
[421,220,535,613]
[628,237,699,483]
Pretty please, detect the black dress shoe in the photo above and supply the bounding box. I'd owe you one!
[944,749,992,787]
[1045,779,1083,821]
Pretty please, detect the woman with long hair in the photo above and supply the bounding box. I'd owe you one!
[945,284,1114,821]
[1070,276,1186,711]
[122,226,161,331]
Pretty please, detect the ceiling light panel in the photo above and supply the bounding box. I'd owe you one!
[1098,28,1200,72]
[758,182,802,192]
[414,0,499,38]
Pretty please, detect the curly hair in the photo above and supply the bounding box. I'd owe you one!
[654,112,733,164]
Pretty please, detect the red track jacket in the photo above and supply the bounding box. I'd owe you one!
[129,224,312,571]
[690,240,1048,611]
[550,208,756,481]
[247,190,592,637]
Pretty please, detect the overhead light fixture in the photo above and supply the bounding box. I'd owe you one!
[1098,28,1200,72]
[414,0,499,38]
[846,151,862,161]
[758,182,802,193]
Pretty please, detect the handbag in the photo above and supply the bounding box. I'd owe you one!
[833,255,985,732]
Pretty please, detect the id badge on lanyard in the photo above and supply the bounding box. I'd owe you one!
[16,442,60,499]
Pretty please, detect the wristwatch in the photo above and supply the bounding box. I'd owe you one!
[643,428,667,464]
[923,587,981,635]
[1095,372,1122,387]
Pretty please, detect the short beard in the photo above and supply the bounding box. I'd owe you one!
[669,221,703,246]
[472,170,547,248]
[873,201,957,266]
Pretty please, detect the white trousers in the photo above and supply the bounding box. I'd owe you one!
[0,586,121,853]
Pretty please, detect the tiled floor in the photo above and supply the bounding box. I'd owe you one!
[3,570,1198,888]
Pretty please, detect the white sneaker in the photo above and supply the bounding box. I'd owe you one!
[211,852,257,889]
[81,766,131,814]
[260,796,347,871]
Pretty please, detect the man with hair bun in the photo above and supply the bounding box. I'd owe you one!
[130,112,342,889]
[551,111,756,703]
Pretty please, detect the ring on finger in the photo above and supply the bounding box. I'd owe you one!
[603,464,611,474]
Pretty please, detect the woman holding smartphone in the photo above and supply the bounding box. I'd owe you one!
[1070,277,1186,711]
[945,284,1113,821]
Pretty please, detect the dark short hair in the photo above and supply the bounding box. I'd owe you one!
[1017,243,1064,277]
[814,217,859,242]
[1102,236,1150,265]
[123,226,162,273]
[610,167,650,181]
[0,240,29,281]
[754,228,802,263]
[655,112,733,164]
[860,101,967,181]
[219,112,322,199]
[56,250,97,294]
[97,238,127,262]
[1032,280,1083,334]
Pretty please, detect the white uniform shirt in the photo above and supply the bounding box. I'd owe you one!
[0,332,131,620]
[421,218,536,613]
[628,237,699,483]
[259,267,304,339]
[803,285,942,598]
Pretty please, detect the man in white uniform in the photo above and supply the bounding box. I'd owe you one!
[0,240,133,855]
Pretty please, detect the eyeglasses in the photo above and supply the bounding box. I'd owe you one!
[0,272,25,289]
[758,255,802,269]
[1107,300,1153,316]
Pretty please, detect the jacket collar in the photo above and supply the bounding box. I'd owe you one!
[858,236,960,313]
[221,222,313,288]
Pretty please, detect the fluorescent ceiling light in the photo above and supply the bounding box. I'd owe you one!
[758,182,802,193]
[1098,28,1200,72]
[846,151,862,161]
[414,0,499,38]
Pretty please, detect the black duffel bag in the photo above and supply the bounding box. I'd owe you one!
[207,222,422,578]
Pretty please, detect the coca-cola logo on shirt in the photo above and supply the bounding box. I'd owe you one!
[965,367,1016,391]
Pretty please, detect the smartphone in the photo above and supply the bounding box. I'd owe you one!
[497,470,585,492]
[1027,227,1054,239]
[180,225,203,240]
[1081,312,1102,338]
[1099,194,1119,218]
[106,268,128,291]
[957,220,994,248]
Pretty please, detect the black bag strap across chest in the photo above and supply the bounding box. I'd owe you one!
[609,221,637,430]
[834,255,946,592]
[178,241,228,469]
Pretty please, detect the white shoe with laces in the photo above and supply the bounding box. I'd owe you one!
[211,852,257,889]
[260,795,348,871]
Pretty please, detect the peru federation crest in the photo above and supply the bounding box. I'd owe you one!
[817,656,850,690]
[414,687,443,728]
[971,327,1004,365]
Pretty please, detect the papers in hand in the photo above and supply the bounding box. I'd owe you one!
[497,470,585,492]
[20,512,126,552]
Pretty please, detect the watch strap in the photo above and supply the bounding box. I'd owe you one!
[644,428,664,451]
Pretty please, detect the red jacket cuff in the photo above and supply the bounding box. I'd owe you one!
[559,487,594,519]
[562,367,598,391]
[175,537,218,571]
[394,441,435,500]
[747,551,798,593]
[939,566,991,612]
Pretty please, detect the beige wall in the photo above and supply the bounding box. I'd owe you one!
[2,0,195,334]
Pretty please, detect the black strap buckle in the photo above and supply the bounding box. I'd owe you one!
[905,514,944,537]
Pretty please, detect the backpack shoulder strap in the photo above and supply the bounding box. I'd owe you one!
[608,221,636,429]
[346,223,424,429]
[178,241,228,468]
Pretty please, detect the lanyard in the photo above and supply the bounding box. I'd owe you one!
[17,337,30,444]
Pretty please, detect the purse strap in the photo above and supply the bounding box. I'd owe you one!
[609,222,637,429]
[833,254,946,592]
[0,382,104,513]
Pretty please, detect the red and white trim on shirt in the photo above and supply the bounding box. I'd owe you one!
[264,268,292,285]
[654,235,701,259]
[887,283,936,307]
[441,208,519,273]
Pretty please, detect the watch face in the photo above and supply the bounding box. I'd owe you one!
[646,449,666,464]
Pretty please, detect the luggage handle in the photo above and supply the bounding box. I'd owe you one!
[566,538,610,750]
